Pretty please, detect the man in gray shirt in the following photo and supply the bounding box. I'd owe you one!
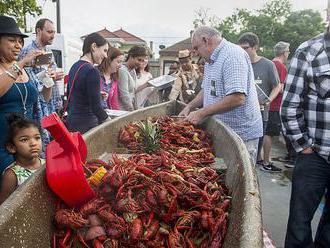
[238,32,282,172]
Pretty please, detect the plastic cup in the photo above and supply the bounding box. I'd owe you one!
[42,75,55,88]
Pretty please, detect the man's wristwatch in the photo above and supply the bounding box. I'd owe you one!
[12,62,23,76]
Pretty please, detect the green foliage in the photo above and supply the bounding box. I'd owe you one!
[280,9,325,55]
[0,0,42,28]
[258,0,291,21]
[194,0,326,59]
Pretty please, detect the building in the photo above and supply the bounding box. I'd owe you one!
[158,37,191,75]
[81,27,148,54]
[158,30,199,75]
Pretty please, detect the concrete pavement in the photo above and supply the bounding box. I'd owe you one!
[258,137,322,248]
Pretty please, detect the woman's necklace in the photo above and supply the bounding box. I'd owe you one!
[13,83,28,116]
[0,63,23,81]
[0,63,28,115]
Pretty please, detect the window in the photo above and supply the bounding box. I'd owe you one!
[51,49,63,68]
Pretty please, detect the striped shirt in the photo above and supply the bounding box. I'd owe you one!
[281,32,330,163]
[203,39,263,141]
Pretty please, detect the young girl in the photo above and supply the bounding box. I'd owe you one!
[0,114,43,204]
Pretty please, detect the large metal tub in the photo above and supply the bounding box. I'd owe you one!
[0,101,262,247]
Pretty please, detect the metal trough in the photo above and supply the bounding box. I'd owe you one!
[0,101,262,247]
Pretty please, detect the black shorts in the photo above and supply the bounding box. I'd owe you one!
[265,111,281,136]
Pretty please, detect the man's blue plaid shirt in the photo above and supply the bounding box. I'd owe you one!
[19,40,63,146]
[202,39,263,141]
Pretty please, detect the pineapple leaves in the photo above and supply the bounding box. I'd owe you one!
[137,119,162,154]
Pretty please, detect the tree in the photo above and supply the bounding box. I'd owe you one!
[194,0,326,59]
[280,9,325,54]
[216,9,252,44]
[193,7,220,28]
[0,0,42,28]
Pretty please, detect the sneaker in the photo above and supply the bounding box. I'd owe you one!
[256,160,264,166]
[260,162,282,173]
[277,155,293,163]
[284,163,295,169]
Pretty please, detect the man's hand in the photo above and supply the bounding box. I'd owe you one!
[54,70,64,81]
[260,99,270,107]
[178,105,191,117]
[185,109,206,125]
[19,49,44,67]
[301,147,313,154]
[48,68,64,81]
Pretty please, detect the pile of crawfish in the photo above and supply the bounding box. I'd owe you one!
[53,116,230,248]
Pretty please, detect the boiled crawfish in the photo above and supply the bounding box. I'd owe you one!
[54,209,88,230]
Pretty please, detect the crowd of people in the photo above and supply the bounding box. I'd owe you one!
[0,15,206,203]
[0,14,329,248]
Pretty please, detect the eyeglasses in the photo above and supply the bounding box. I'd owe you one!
[241,46,250,50]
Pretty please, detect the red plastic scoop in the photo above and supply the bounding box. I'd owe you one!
[41,113,95,207]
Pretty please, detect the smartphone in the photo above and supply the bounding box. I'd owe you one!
[34,52,53,66]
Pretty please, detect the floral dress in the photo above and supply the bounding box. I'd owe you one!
[5,159,44,186]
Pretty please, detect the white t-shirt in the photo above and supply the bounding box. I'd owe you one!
[136,72,152,88]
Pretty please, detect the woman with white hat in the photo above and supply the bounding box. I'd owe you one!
[0,16,43,176]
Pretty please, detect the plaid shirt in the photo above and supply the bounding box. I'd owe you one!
[281,32,330,163]
[203,39,263,141]
[19,40,63,113]
[19,40,62,147]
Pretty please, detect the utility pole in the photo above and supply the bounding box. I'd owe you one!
[327,0,330,22]
[52,0,61,33]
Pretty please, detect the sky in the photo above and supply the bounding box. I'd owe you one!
[30,0,327,56]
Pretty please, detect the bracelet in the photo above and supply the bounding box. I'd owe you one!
[12,62,23,76]
[4,70,17,81]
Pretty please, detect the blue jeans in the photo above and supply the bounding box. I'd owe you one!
[285,152,330,248]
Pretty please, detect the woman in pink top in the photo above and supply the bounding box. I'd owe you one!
[98,47,124,110]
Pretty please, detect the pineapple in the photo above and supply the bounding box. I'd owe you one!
[137,119,161,154]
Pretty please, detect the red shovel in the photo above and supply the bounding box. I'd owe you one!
[41,113,95,208]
